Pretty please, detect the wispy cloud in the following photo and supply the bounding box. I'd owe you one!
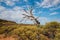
[49,12,58,15]
[0,0,19,6]
[0,6,34,24]
[50,6,60,11]
[36,0,60,8]
[0,6,24,21]
[5,1,15,6]
[0,6,6,12]
[0,6,49,24]
[0,0,60,24]
[24,0,28,2]
[38,17,49,25]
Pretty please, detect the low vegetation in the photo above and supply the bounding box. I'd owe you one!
[0,19,60,40]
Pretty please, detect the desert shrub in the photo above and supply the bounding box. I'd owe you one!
[9,26,49,40]
[0,21,60,40]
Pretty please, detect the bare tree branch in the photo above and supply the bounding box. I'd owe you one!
[30,8,33,16]
[23,9,28,14]
[21,6,40,25]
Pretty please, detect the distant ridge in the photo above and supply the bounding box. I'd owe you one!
[0,19,35,26]
[0,19,16,26]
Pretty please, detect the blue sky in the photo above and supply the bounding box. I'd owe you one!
[0,0,60,25]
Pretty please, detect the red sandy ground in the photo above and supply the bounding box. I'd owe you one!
[0,34,50,40]
[0,35,16,40]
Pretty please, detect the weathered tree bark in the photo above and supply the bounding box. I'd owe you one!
[34,19,40,25]
[21,6,40,26]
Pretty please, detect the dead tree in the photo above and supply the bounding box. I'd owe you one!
[20,6,40,26]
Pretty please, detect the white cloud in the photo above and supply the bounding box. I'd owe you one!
[49,18,60,23]
[0,6,22,21]
[36,0,60,8]
[36,2,41,6]
[0,0,19,6]
[0,6,34,24]
[50,12,58,15]
[55,19,60,22]
[0,0,4,2]
[0,6,6,12]
[0,6,50,24]
[50,6,60,11]
[38,17,49,25]
[24,0,28,2]
[5,1,15,6]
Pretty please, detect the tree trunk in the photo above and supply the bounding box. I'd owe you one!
[34,19,40,27]
[34,19,40,25]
